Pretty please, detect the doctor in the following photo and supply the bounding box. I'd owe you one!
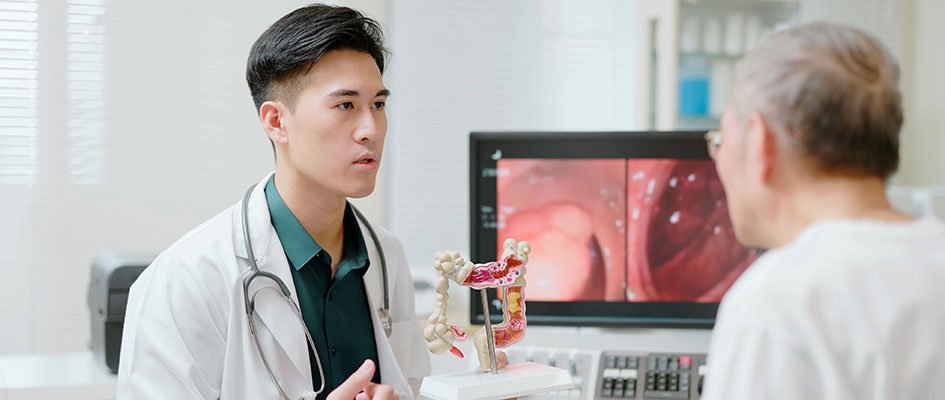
[117,4,431,399]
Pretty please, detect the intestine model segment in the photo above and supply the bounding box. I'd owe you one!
[423,238,531,371]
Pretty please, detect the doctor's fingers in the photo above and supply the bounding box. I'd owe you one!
[328,360,377,400]
[359,383,399,400]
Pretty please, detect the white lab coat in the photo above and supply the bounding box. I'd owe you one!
[117,174,431,399]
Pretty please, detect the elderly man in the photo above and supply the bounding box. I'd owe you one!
[703,22,945,399]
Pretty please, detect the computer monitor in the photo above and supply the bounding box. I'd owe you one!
[469,131,759,328]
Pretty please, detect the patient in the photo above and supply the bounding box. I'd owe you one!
[704,22,945,399]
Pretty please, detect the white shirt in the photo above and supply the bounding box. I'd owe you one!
[703,215,945,400]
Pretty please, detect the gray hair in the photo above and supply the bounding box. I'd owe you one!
[730,21,903,179]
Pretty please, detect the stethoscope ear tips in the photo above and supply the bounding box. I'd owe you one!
[299,391,318,400]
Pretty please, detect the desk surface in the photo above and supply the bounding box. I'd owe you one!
[0,351,116,400]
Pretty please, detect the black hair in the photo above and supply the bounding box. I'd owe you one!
[246,4,387,112]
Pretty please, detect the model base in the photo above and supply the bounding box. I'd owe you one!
[419,362,574,400]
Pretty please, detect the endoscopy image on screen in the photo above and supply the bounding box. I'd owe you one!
[496,158,757,303]
[624,159,757,302]
[496,159,628,302]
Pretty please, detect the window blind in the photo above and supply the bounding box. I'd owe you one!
[0,0,38,185]
[67,0,106,184]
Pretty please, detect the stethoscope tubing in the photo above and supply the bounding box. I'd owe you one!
[238,182,391,400]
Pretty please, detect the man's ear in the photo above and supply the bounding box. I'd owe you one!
[745,111,778,184]
[259,100,289,146]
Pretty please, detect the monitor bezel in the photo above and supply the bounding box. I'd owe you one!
[468,130,725,329]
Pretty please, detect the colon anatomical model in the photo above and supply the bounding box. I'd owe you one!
[423,238,531,371]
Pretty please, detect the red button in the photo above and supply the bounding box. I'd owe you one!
[680,356,691,366]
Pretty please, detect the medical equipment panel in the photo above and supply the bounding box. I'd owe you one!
[87,253,153,373]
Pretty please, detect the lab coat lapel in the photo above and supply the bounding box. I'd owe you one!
[357,216,412,397]
[235,174,313,391]
[361,217,384,308]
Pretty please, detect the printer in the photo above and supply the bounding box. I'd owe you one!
[87,253,154,373]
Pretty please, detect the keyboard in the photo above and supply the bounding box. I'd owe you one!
[598,352,706,400]
[502,347,707,400]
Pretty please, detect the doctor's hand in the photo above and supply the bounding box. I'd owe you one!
[328,360,399,400]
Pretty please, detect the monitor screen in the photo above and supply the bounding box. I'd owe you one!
[469,131,759,327]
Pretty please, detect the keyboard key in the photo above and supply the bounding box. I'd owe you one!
[605,356,617,369]
[615,357,627,369]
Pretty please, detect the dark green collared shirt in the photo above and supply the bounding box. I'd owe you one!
[265,177,380,398]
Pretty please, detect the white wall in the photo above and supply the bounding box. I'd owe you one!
[899,0,945,187]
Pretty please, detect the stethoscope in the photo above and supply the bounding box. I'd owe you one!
[240,183,392,400]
